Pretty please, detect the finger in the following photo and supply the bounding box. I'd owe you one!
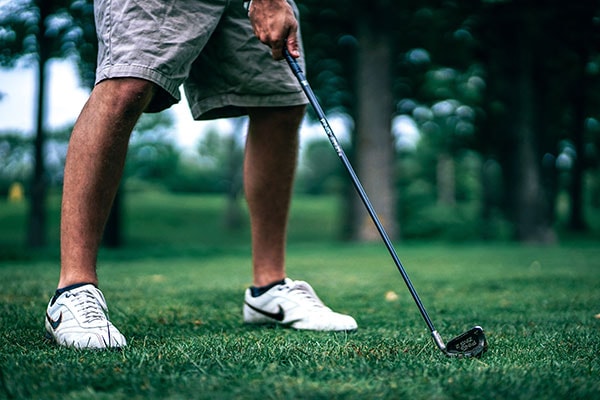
[286,27,300,58]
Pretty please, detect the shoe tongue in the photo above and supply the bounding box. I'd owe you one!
[289,280,311,292]
[283,278,294,286]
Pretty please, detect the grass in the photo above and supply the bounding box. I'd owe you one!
[1,191,599,399]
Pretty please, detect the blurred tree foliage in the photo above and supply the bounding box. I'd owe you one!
[0,0,95,247]
[298,0,600,242]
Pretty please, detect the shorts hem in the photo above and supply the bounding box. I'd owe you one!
[95,64,182,103]
[190,92,308,120]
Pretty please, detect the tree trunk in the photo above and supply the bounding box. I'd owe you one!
[512,15,555,244]
[436,152,456,206]
[352,20,397,241]
[27,0,50,248]
[481,158,502,240]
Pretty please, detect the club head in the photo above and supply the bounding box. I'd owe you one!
[444,326,488,358]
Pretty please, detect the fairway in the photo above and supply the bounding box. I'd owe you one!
[0,193,599,399]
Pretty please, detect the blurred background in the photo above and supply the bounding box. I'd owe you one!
[1,0,599,252]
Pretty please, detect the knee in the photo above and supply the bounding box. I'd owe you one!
[249,105,306,129]
[95,78,156,115]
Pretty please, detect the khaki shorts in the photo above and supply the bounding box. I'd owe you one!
[94,0,307,120]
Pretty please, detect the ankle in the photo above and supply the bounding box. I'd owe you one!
[58,274,98,290]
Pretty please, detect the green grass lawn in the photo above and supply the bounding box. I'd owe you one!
[1,192,599,399]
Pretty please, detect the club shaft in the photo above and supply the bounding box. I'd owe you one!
[284,50,437,335]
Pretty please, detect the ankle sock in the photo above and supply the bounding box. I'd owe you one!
[250,279,286,298]
[52,282,96,305]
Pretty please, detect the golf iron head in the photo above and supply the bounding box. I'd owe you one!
[433,326,488,358]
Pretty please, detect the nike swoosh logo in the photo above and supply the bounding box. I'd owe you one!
[46,312,62,330]
[245,303,285,322]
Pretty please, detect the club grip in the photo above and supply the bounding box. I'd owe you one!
[283,47,303,77]
[283,48,328,122]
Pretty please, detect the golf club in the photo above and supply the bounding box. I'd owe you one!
[284,48,487,358]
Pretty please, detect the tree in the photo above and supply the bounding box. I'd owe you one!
[352,11,397,241]
[558,3,600,231]
[300,0,406,241]
[0,0,96,247]
[473,1,600,242]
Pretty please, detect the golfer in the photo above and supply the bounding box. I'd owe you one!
[45,0,357,349]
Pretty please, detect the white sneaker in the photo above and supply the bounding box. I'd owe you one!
[45,284,126,349]
[243,278,357,331]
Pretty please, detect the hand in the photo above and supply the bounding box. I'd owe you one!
[248,0,300,60]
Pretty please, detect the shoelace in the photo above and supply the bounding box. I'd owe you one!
[279,281,327,310]
[65,289,108,324]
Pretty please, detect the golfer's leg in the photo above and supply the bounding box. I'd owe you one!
[58,78,155,288]
[245,105,305,287]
